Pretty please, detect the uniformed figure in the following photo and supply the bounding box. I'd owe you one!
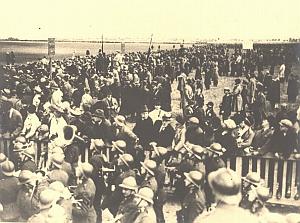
[151,146,168,223]
[132,187,157,223]
[115,176,138,223]
[72,162,97,223]
[219,87,232,120]
[139,159,158,194]
[177,170,206,223]
[195,168,260,223]
[16,170,39,221]
[49,181,73,223]
[19,145,38,172]
[47,153,69,186]
[0,161,21,221]
[240,172,262,210]
[27,189,56,223]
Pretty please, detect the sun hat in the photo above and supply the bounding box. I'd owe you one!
[140,159,157,176]
[1,160,15,177]
[208,168,241,205]
[119,176,138,191]
[184,170,204,188]
[135,187,154,204]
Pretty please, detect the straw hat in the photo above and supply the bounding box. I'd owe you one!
[112,140,126,154]
[208,168,241,205]
[22,146,36,160]
[39,189,56,210]
[18,170,36,185]
[119,176,138,191]
[207,143,226,155]
[51,154,64,169]
[119,153,134,167]
[223,119,237,129]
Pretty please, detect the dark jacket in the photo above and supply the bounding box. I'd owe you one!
[133,117,154,147]
[152,121,175,148]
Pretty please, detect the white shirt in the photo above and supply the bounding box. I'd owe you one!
[149,108,166,123]
[22,113,41,139]
[49,116,67,139]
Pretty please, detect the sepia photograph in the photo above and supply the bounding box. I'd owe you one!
[0,0,300,222]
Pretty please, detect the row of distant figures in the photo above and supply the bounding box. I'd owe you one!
[1,137,300,205]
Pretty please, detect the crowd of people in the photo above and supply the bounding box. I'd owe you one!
[0,43,300,223]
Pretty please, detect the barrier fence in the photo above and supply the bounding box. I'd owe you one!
[1,137,300,205]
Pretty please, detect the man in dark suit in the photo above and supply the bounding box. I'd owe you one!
[152,113,175,149]
[0,100,23,138]
[133,105,154,148]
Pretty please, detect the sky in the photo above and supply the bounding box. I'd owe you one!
[1,0,300,41]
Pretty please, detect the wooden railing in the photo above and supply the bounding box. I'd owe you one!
[1,137,299,205]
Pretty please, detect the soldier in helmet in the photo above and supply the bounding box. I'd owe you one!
[16,170,39,220]
[102,153,136,217]
[47,153,70,186]
[139,159,158,194]
[19,145,37,172]
[27,189,56,223]
[115,176,139,223]
[132,187,157,223]
[177,170,206,223]
[151,146,168,223]
[72,162,97,223]
[0,161,21,222]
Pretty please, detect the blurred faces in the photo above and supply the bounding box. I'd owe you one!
[122,188,133,198]
[141,111,149,120]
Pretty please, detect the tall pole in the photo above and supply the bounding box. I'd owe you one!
[147,34,153,62]
[101,34,104,54]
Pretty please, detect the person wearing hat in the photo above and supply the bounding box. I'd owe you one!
[19,145,38,172]
[152,113,175,149]
[252,81,266,128]
[148,100,167,124]
[0,99,23,138]
[150,146,168,223]
[16,170,39,221]
[185,116,206,147]
[240,172,262,210]
[250,186,270,217]
[47,153,70,186]
[205,101,216,124]
[202,143,226,209]
[219,87,232,120]
[132,187,157,223]
[133,105,154,148]
[195,168,260,223]
[21,104,42,139]
[102,153,136,217]
[27,189,56,223]
[287,73,299,103]
[215,119,238,158]
[49,181,72,223]
[140,159,158,194]
[100,89,119,120]
[177,170,206,223]
[259,118,297,199]
[113,115,139,150]
[49,104,68,141]
[0,160,21,222]
[73,162,97,223]
[236,115,255,152]
[114,176,139,223]
[232,78,243,112]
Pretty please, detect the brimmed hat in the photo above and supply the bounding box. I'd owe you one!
[140,160,157,176]
[49,181,71,200]
[208,168,241,205]
[93,139,105,150]
[80,162,94,178]
[188,116,199,124]
[18,170,36,185]
[135,187,154,204]
[242,172,261,186]
[184,170,204,188]
[224,87,230,92]
[162,113,172,121]
[279,119,293,128]
[93,109,105,119]
[51,153,64,169]
[1,160,15,177]
[207,101,214,107]
[119,176,138,190]
[285,213,300,223]
[112,140,126,154]
[39,189,56,210]
[114,115,126,126]
[22,146,36,160]
[0,153,7,164]
[119,153,134,167]
[153,146,168,157]
[191,145,205,160]
[207,143,226,155]
[223,119,237,129]
[70,107,83,116]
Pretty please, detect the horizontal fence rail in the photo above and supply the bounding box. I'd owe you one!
[1,137,300,206]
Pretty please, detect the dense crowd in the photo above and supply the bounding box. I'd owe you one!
[0,43,300,223]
